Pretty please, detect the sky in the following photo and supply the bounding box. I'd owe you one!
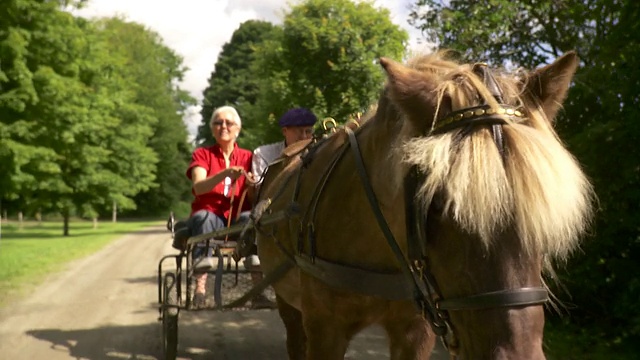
[72,0,428,137]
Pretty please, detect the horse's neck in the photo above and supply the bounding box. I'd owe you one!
[355,121,401,203]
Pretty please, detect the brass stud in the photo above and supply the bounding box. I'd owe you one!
[474,109,485,116]
[486,108,496,115]
[514,110,522,117]
[455,113,464,121]
[497,108,506,115]
[464,110,474,118]
[506,108,515,115]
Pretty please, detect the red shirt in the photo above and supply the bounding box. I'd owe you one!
[187,143,253,219]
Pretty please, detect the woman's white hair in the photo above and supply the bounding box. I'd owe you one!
[210,105,242,128]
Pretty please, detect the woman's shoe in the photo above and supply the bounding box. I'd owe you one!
[193,257,214,272]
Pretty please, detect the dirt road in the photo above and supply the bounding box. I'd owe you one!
[0,225,448,359]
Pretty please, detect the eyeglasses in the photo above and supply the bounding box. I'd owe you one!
[213,120,237,127]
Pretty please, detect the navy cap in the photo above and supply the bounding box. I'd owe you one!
[278,108,317,127]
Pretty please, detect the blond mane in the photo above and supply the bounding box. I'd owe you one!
[395,53,594,260]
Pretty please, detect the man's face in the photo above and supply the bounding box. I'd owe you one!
[282,125,314,145]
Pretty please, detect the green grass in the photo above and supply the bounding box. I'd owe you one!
[0,220,162,307]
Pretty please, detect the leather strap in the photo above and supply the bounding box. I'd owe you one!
[295,255,413,300]
[473,64,507,158]
[221,260,295,309]
[346,128,418,284]
[437,287,549,310]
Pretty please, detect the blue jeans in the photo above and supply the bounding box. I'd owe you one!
[187,209,250,260]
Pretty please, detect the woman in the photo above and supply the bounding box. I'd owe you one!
[186,105,253,308]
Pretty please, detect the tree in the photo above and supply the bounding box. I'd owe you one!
[197,1,408,150]
[248,0,408,141]
[0,1,177,234]
[0,0,51,207]
[409,0,597,68]
[24,15,159,234]
[410,0,640,349]
[197,20,278,147]
[96,17,195,217]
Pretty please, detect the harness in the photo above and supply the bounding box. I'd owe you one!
[252,64,550,357]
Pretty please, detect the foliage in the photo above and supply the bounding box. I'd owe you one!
[0,1,193,233]
[95,18,195,217]
[544,320,638,359]
[247,0,408,145]
[196,0,408,150]
[410,0,640,350]
[410,0,602,68]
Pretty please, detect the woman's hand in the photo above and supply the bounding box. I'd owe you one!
[227,166,246,180]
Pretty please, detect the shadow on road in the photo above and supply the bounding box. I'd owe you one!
[26,310,448,360]
[27,324,162,359]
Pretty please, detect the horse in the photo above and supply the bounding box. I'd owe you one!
[253,51,594,359]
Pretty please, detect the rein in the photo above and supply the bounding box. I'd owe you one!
[224,169,258,242]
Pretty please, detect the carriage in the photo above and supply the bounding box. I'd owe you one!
[157,51,593,360]
[156,210,291,359]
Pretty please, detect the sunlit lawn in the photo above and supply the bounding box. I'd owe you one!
[0,220,162,307]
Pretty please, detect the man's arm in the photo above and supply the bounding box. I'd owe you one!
[251,148,269,183]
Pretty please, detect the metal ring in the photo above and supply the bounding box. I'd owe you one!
[322,118,337,131]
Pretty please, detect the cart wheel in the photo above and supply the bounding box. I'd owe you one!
[163,273,179,359]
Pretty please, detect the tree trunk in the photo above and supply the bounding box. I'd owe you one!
[93,217,98,229]
[18,211,23,230]
[36,209,42,225]
[63,210,70,236]
[112,201,117,223]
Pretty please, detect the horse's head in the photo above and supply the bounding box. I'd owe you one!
[373,52,594,358]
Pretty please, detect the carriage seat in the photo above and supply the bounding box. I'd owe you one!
[170,220,239,254]
[170,219,239,271]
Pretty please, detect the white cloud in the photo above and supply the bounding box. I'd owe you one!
[73,0,426,138]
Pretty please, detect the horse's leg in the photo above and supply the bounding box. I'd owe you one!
[382,314,434,360]
[303,314,351,360]
[299,281,354,360]
[276,294,306,360]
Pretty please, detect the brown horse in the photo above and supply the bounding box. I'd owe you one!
[254,51,594,359]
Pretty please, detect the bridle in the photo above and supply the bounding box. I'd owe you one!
[347,63,549,355]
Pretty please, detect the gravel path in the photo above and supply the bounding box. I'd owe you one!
[0,225,448,359]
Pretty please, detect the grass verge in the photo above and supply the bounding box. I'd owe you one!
[0,220,162,308]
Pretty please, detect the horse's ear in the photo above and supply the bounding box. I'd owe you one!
[523,51,579,121]
[379,57,438,117]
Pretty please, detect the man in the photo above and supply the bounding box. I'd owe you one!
[251,107,317,185]
[243,108,317,306]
